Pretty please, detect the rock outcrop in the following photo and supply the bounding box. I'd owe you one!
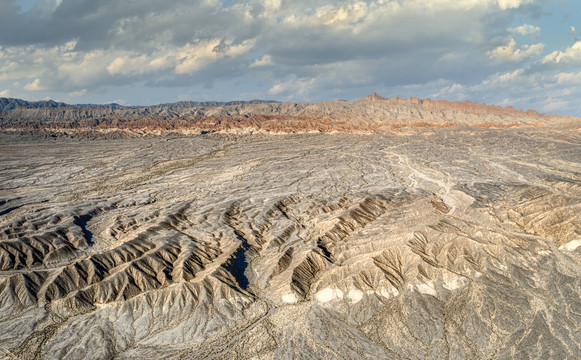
[1,94,578,138]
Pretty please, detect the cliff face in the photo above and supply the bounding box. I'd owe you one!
[1,95,577,136]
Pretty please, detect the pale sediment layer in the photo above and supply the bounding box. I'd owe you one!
[0,127,580,359]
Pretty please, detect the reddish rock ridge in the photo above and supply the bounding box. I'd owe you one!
[1,94,578,136]
[364,95,543,118]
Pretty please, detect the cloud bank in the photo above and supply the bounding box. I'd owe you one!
[1,0,580,115]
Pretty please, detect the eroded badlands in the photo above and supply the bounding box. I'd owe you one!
[1,127,580,359]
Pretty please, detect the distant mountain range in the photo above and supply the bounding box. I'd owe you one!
[1,94,578,137]
[0,97,278,113]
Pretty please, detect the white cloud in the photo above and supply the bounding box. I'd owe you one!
[68,89,88,98]
[0,43,63,81]
[55,50,111,89]
[508,24,540,36]
[542,98,569,112]
[0,37,256,93]
[497,0,533,10]
[543,41,581,64]
[0,89,9,97]
[105,40,256,78]
[24,78,42,91]
[174,39,255,74]
[498,98,513,106]
[263,0,281,11]
[104,40,256,77]
[421,66,581,115]
[431,83,467,100]
[488,38,544,62]
[106,54,171,76]
[555,72,581,85]
[250,55,273,68]
[107,57,133,75]
[315,3,368,26]
[0,0,578,116]
[27,0,65,16]
[0,0,543,95]
[472,69,546,94]
[268,77,318,97]
[468,69,523,93]
[493,69,525,82]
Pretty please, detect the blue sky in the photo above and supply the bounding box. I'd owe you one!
[1,0,581,116]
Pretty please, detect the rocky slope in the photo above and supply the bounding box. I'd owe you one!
[1,94,578,137]
[1,125,580,359]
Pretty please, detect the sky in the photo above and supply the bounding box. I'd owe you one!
[1,0,580,116]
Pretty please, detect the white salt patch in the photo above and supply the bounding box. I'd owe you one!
[559,239,581,252]
[411,281,438,296]
[314,288,343,303]
[442,277,468,291]
[348,289,363,304]
[378,287,399,298]
[282,293,298,304]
